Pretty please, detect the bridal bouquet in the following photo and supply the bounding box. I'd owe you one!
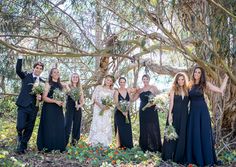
[119,100,130,124]
[68,87,81,110]
[53,88,66,102]
[164,125,178,141]
[142,94,159,111]
[30,80,45,107]
[99,96,114,116]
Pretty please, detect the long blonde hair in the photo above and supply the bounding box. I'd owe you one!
[69,73,83,96]
[171,72,189,96]
[69,73,81,88]
[103,75,115,89]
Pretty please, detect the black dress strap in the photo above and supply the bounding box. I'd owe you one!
[118,89,128,100]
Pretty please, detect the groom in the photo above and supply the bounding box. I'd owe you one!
[15,55,44,154]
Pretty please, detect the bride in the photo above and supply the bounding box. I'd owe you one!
[88,75,115,147]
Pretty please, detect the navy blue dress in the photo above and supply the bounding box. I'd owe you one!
[37,81,66,152]
[114,92,133,149]
[186,85,217,166]
[139,91,162,152]
[162,95,189,164]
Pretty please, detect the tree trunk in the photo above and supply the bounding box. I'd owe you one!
[221,57,236,141]
[95,0,102,70]
[0,76,6,93]
[96,34,117,84]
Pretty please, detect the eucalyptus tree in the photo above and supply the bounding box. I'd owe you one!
[96,0,236,146]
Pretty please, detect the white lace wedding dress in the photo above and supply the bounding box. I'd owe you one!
[88,85,115,147]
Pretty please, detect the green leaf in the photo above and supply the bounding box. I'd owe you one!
[150,0,158,6]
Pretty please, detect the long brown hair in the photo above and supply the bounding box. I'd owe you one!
[103,75,115,89]
[48,68,63,90]
[171,72,189,96]
[189,66,206,91]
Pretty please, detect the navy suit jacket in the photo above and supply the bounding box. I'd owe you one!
[16,59,44,107]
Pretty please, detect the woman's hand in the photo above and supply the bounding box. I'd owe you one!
[36,94,42,101]
[102,105,110,111]
[168,114,173,125]
[76,104,81,110]
[122,111,128,117]
[55,100,63,107]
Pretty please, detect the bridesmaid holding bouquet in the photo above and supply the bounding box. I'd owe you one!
[162,72,189,164]
[114,77,133,149]
[37,68,66,152]
[133,74,162,152]
[65,73,84,146]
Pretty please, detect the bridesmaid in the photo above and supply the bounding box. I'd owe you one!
[37,68,66,152]
[133,74,162,152]
[65,73,84,146]
[186,66,228,166]
[162,72,189,164]
[114,77,133,149]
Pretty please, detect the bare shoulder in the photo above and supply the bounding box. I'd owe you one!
[114,89,119,95]
[44,82,50,91]
[169,89,175,97]
[126,87,132,94]
[45,82,50,87]
[61,82,68,88]
[151,85,158,89]
[151,85,160,94]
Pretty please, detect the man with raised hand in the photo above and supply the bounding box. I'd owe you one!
[15,55,44,154]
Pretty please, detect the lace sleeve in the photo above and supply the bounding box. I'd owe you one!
[92,85,101,103]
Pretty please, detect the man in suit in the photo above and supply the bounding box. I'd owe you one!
[16,56,44,154]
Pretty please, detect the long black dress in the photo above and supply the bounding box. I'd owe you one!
[65,95,82,146]
[37,81,65,152]
[139,91,162,152]
[114,91,133,149]
[186,85,217,166]
[162,95,189,164]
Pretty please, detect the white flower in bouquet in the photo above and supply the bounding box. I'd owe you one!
[68,87,81,110]
[99,96,114,116]
[53,88,66,102]
[119,100,130,124]
[142,94,159,111]
[30,79,45,106]
[164,125,178,141]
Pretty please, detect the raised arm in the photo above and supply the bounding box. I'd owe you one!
[130,88,141,102]
[16,58,27,79]
[207,75,229,94]
[151,85,161,96]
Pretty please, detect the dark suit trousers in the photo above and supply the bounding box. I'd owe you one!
[16,104,38,150]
